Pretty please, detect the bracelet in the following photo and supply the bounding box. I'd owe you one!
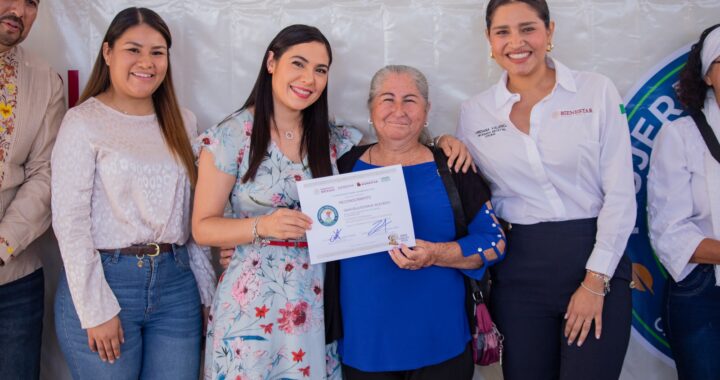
[251,216,263,245]
[580,281,605,297]
[432,134,446,147]
[586,269,611,295]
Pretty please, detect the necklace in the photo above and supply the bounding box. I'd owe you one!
[284,130,295,140]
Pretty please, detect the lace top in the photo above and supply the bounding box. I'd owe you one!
[51,97,215,328]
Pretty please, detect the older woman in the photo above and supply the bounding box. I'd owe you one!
[648,23,720,380]
[328,65,505,380]
[456,1,636,379]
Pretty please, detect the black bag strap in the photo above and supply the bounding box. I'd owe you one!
[431,147,468,238]
[430,146,486,305]
[690,109,720,164]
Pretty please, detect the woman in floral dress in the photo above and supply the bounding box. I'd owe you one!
[193,25,358,380]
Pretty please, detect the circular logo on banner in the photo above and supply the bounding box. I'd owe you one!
[624,44,690,364]
[317,205,339,226]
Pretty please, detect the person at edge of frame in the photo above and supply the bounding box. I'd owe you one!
[0,0,66,379]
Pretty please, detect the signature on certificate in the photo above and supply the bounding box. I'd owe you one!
[329,228,342,243]
[368,218,391,236]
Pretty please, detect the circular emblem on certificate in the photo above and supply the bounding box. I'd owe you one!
[317,205,339,226]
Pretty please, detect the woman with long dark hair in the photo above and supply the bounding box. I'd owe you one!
[193,24,359,380]
[52,7,215,379]
[456,0,636,379]
[648,23,720,380]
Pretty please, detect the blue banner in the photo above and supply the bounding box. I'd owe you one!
[624,46,690,362]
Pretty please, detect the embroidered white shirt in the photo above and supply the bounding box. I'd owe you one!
[648,93,720,286]
[51,98,216,328]
[456,58,636,277]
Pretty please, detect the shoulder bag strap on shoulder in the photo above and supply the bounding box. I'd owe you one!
[431,146,487,303]
[690,109,720,164]
[431,146,468,238]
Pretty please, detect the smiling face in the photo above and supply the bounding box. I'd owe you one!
[370,72,429,145]
[266,41,330,114]
[0,0,38,52]
[486,1,554,78]
[102,23,168,102]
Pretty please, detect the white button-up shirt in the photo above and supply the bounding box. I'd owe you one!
[456,58,636,277]
[648,93,720,286]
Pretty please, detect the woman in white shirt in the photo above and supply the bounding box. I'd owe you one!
[647,23,720,380]
[456,1,636,379]
[51,8,215,379]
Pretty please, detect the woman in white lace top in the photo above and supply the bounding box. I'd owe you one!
[51,8,215,380]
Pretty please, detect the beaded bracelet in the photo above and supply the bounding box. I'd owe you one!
[580,281,606,297]
[586,269,611,295]
[432,134,446,147]
[251,216,263,245]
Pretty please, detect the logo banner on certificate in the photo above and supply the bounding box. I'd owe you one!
[296,165,416,264]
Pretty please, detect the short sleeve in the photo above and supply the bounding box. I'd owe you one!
[329,124,363,160]
[194,111,253,176]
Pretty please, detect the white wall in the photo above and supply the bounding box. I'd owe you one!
[24,1,720,379]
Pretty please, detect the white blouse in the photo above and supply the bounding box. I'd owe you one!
[457,58,636,278]
[51,97,215,329]
[648,93,720,286]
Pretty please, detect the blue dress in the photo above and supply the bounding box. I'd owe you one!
[339,159,504,372]
[197,110,361,380]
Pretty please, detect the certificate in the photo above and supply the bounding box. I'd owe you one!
[296,165,415,264]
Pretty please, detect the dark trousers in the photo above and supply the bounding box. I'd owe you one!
[664,264,720,380]
[342,343,474,380]
[0,268,44,380]
[490,219,632,380]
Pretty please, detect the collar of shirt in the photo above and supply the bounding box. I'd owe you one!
[0,46,17,63]
[493,57,578,109]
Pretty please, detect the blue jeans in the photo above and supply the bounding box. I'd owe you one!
[0,268,44,380]
[55,245,202,380]
[664,264,720,380]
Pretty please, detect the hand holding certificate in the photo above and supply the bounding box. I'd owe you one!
[296,165,415,264]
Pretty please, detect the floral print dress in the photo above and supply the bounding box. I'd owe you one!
[197,110,360,380]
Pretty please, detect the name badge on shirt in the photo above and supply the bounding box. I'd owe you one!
[551,107,593,119]
[475,124,508,138]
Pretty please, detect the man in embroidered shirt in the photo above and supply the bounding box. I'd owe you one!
[0,1,66,379]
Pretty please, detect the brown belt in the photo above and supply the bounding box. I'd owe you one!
[99,243,173,256]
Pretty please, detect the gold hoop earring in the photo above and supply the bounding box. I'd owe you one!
[546,42,554,52]
[490,51,495,59]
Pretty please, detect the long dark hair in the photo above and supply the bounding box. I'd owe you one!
[676,24,720,111]
[79,7,197,186]
[485,0,550,29]
[235,24,333,183]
